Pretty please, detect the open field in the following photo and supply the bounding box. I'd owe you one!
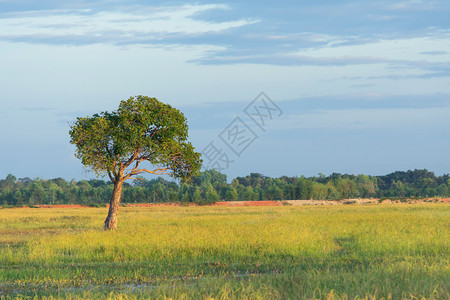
[0,204,449,299]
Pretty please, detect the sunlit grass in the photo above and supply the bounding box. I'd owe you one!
[0,204,449,299]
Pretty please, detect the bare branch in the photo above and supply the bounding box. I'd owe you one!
[107,170,115,183]
[123,149,141,169]
[134,168,170,175]
[123,153,145,180]
[123,167,170,181]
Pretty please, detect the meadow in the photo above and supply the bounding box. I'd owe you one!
[0,204,448,299]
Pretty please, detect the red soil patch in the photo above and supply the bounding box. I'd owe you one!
[8,198,450,209]
[215,201,283,207]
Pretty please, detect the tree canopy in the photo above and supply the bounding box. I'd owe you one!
[69,96,201,182]
[69,96,202,229]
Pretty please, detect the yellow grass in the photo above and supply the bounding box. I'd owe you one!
[0,204,449,299]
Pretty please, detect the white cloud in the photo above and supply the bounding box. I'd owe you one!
[293,35,450,63]
[0,5,259,44]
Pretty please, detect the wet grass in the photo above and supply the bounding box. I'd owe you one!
[0,204,448,299]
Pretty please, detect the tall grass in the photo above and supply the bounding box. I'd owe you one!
[0,204,448,299]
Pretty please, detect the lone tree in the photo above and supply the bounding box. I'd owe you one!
[69,96,202,230]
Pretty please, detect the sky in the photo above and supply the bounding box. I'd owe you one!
[0,0,449,181]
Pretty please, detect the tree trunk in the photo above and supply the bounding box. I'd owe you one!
[104,180,124,230]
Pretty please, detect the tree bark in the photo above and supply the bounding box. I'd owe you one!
[104,180,124,230]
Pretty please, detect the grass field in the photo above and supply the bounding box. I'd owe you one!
[0,204,448,299]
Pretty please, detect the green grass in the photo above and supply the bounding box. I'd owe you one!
[0,204,448,299]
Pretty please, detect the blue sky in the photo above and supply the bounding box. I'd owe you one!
[0,0,449,181]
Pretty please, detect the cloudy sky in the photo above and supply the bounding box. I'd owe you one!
[1,0,449,181]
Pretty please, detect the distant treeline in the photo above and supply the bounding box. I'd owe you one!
[0,169,449,206]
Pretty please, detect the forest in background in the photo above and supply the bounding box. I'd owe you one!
[0,169,449,206]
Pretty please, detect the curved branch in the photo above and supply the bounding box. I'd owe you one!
[107,170,115,183]
[124,167,170,181]
[123,149,141,168]
[134,168,170,175]
[122,150,185,181]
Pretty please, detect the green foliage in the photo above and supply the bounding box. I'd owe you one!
[0,169,449,206]
[224,186,239,201]
[205,182,220,203]
[192,187,202,203]
[69,95,202,182]
[193,169,227,186]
